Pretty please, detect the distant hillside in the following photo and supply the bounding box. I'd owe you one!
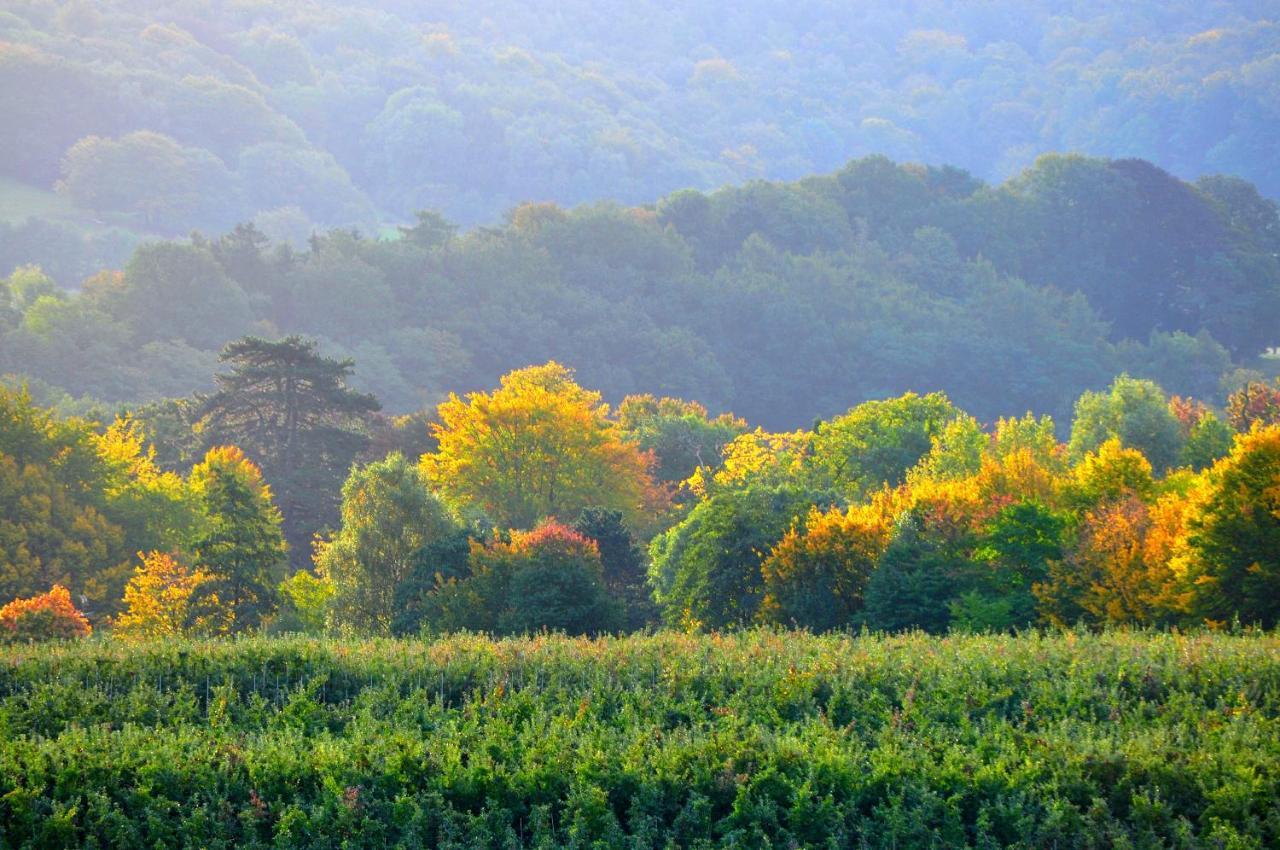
[1,0,1278,279]
[2,153,1276,429]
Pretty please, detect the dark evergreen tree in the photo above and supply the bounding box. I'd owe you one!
[863,515,963,634]
[573,506,657,630]
[197,336,379,567]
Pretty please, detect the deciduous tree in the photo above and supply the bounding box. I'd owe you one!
[318,453,458,634]
[115,551,224,638]
[188,446,287,632]
[422,363,656,529]
[0,585,90,642]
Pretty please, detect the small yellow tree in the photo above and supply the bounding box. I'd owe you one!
[115,552,226,638]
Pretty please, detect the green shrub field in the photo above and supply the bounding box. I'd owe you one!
[2,630,1279,848]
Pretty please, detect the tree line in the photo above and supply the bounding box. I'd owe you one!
[4,337,1280,642]
[4,154,1279,437]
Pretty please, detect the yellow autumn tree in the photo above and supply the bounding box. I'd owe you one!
[115,551,226,638]
[95,416,201,556]
[686,427,812,497]
[1180,425,1280,627]
[760,500,894,630]
[421,362,657,529]
[1063,437,1155,509]
[974,448,1062,508]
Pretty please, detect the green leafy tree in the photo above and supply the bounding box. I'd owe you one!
[573,506,656,630]
[428,522,618,636]
[188,445,288,632]
[57,131,244,232]
[648,486,832,629]
[1067,376,1184,472]
[87,241,255,350]
[317,452,458,634]
[614,394,747,486]
[1180,413,1235,471]
[969,501,1066,629]
[275,569,335,634]
[390,528,472,636]
[862,514,964,634]
[810,392,962,496]
[0,386,129,614]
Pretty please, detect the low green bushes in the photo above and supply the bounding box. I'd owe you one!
[2,629,1278,848]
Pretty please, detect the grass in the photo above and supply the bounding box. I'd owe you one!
[0,176,81,224]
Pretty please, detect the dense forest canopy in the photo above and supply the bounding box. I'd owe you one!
[6,356,1280,640]
[2,153,1277,432]
[0,0,1278,276]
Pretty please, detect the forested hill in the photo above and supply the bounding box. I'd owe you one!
[2,153,1277,430]
[1,0,1278,278]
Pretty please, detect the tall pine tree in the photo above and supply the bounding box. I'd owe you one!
[197,336,379,566]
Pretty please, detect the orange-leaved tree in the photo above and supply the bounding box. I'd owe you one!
[0,585,91,642]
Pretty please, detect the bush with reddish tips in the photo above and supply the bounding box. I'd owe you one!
[0,585,91,643]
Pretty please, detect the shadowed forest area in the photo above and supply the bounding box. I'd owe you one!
[3,154,1279,431]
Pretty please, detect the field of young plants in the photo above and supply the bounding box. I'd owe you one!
[2,630,1278,849]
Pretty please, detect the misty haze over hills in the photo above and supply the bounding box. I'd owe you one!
[1,0,1277,260]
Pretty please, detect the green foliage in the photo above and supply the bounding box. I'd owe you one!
[1069,376,1185,472]
[318,453,459,635]
[2,150,1271,442]
[648,486,834,629]
[811,392,961,495]
[1180,412,1235,470]
[188,446,288,633]
[573,507,657,630]
[390,530,474,637]
[863,515,967,634]
[614,395,747,486]
[968,501,1067,629]
[276,570,335,635]
[3,630,1277,848]
[426,523,619,636]
[0,386,134,613]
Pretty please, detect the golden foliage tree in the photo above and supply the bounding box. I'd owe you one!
[686,427,812,497]
[760,502,893,630]
[1035,496,1175,626]
[1182,425,1280,627]
[115,551,225,638]
[422,362,656,528]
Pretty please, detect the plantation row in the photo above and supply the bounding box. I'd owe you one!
[2,630,1279,848]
